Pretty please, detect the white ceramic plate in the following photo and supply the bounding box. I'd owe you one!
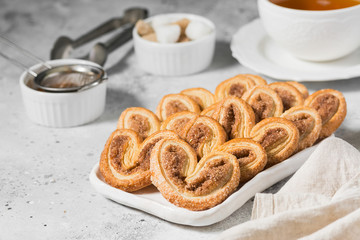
[89,142,319,226]
[230,19,360,82]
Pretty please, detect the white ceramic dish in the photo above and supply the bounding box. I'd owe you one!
[90,140,319,226]
[133,13,216,76]
[20,59,107,128]
[230,19,360,82]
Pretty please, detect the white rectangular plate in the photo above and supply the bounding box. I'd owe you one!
[89,144,318,226]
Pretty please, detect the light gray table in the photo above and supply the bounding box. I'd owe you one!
[1,0,359,239]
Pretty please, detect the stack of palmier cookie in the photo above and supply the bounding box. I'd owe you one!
[99,74,347,211]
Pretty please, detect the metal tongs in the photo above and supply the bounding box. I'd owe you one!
[50,7,148,66]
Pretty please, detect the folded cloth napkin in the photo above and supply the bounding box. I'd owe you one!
[216,137,360,240]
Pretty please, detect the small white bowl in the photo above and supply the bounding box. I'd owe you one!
[20,59,107,128]
[258,0,360,61]
[133,13,216,76]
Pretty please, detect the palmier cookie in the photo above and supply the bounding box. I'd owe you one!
[286,81,309,99]
[215,138,267,183]
[243,74,267,85]
[242,85,283,123]
[269,82,304,111]
[180,88,216,111]
[281,106,322,151]
[150,138,240,211]
[156,94,201,121]
[250,117,299,167]
[215,74,256,101]
[305,89,346,139]
[212,96,255,139]
[99,129,178,192]
[201,102,220,118]
[160,111,198,136]
[117,107,161,139]
[181,116,227,159]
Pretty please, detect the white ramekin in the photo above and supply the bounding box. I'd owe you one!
[20,59,107,128]
[133,13,216,76]
[258,0,360,61]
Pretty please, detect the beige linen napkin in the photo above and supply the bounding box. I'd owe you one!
[216,137,360,240]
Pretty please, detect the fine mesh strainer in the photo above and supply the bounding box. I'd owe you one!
[0,36,107,93]
[32,64,106,92]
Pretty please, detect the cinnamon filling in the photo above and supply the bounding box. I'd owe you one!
[230,149,256,166]
[110,136,129,168]
[137,137,164,170]
[229,84,246,98]
[274,88,295,111]
[161,145,188,188]
[165,100,188,118]
[129,114,150,139]
[311,94,339,124]
[109,135,147,174]
[186,123,212,157]
[220,104,239,137]
[251,93,274,123]
[185,158,232,196]
[172,118,191,134]
[259,128,287,150]
[289,113,313,137]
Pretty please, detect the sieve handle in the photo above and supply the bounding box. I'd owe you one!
[72,7,148,47]
[82,24,134,66]
[0,35,51,76]
[102,24,134,53]
[72,18,126,48]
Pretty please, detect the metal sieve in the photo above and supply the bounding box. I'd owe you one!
[0,7,149,92]
[0,36,107,93]
[32,64,106,92]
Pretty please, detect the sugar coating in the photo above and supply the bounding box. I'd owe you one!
[155,25,181,44]
[185,21,212,40]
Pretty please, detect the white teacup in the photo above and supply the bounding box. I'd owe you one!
[258,0,360,61]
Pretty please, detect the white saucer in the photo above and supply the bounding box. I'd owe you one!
[231,19,360,82]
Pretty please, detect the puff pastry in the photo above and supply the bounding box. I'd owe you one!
[250,117,299,167]
[244,74,267,86]
[136,130,179,178]
[99,129,145,192]
[117,107,161,139]
[305,89,346,139]
[242,85,283,123]
[286,81,309,99]
[100,129,179,192]
[200,102,220,118]
[156,94,201,121]
[181,116,227,159]
[215,74,256,101]
[150,138,240,211]
[180,88,215,110]
[215,138,267,183]
[212,96,255,139]
[160,111,198,136]
[281,106,322,151]
[269,82,304,111]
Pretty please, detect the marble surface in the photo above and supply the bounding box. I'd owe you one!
[1,0,359,239]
